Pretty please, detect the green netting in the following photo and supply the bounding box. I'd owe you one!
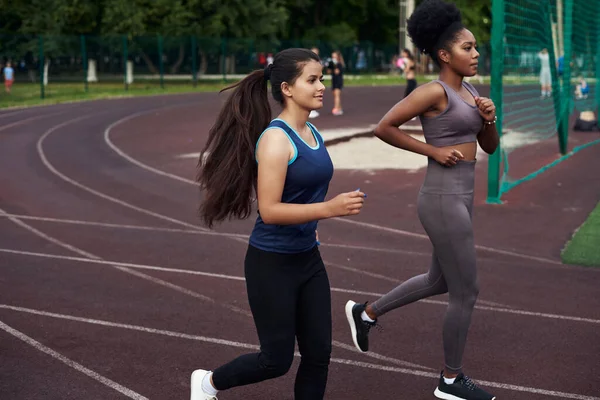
[570,0,599,112]
[87,35,126,83]
[488,0,599,201]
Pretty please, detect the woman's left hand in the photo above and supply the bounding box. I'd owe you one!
[474,96,496,122]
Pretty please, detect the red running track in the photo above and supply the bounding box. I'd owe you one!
[0,87,599,400]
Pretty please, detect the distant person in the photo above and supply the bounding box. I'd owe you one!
[557,54,564,77]
[575,76,589,99]
[3,61,14,94]
[356,50,367,71]
[258,52,267,68]
[328,51,344,116]
[401,48,417,98]
[538,48,552,98]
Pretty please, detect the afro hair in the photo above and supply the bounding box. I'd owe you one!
[407,0,463,63]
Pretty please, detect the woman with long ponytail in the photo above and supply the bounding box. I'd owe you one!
[192,48,367,400]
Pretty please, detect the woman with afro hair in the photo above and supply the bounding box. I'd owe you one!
[345,0,499,399]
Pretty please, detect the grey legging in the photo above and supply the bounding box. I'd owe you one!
[371,159,479,373]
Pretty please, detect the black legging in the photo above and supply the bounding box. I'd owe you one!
[212,245,332,399]
[405,78,417,98]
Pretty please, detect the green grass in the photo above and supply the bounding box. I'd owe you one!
[0,81,230,109]
[0,74,463,109]
[561,202,600,267]
[0,73,572,109]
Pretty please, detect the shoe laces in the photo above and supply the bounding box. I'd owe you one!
[461,375,478,391]
[362,319,383,333]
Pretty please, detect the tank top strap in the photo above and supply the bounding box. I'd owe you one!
[255,119,299,164]
[306,122,324,145]
[462,81,479,98]
[433,79,480,103]
[432,79,459,105]
[270,119,320,149]
[268,119,296,140]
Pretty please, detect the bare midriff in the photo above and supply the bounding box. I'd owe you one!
[439,141,478,161]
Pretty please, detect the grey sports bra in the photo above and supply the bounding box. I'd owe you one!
[419,80,483,147]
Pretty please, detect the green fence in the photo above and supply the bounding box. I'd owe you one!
[0,35,393,98]
[0,33,492,107]
[487,0,600,203]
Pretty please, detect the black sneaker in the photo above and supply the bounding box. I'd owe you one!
[345,300,377,352]
[434,371,496,400]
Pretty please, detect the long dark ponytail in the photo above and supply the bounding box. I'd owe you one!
[198,48,320,228]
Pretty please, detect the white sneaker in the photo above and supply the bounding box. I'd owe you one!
[190,369,218,400]
[309,110,320,119]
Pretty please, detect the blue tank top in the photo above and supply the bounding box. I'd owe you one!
[249,119,334,254]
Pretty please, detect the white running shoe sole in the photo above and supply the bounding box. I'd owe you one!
[345,300,365,352]
[191,369,217,400]
[434,387,495,400]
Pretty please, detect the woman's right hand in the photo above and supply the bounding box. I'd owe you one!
[327,191,366,217]
[432,148,464,167]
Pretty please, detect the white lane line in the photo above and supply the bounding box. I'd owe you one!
[104,110,200,185]
[0,205,250,318]
[0,304,431,371]
[104,116,564,267]
[49,109,559,317]
[321,241,429,256]
[8,107,599,398]
[2,118,416,370]
[37,118,208,232]
[0,111,66,132]
[0,320,148,400]
[330,285,600,324]
[2,248,598,325]
[0,213,249,239]
[326,262,514,309]
[0,211,514,309]
[0,110,29,119]
[3,206,248,315]
[0,208,99,259]
[330,340,434,370]
[0,213,432,256]
[328,261,400,283]
[334,218,563,265]
[0,304,257,350]
[335,352,600,400]
[32,108,596,388]
[0,213,569,271]
[0,213,561,273]
[35,112,436,367]
[0,305,597,400]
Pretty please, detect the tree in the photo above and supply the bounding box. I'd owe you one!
[282,0,399,45]
[0,0,101,78]
[100,0,288,74]
[0,0,493,75]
